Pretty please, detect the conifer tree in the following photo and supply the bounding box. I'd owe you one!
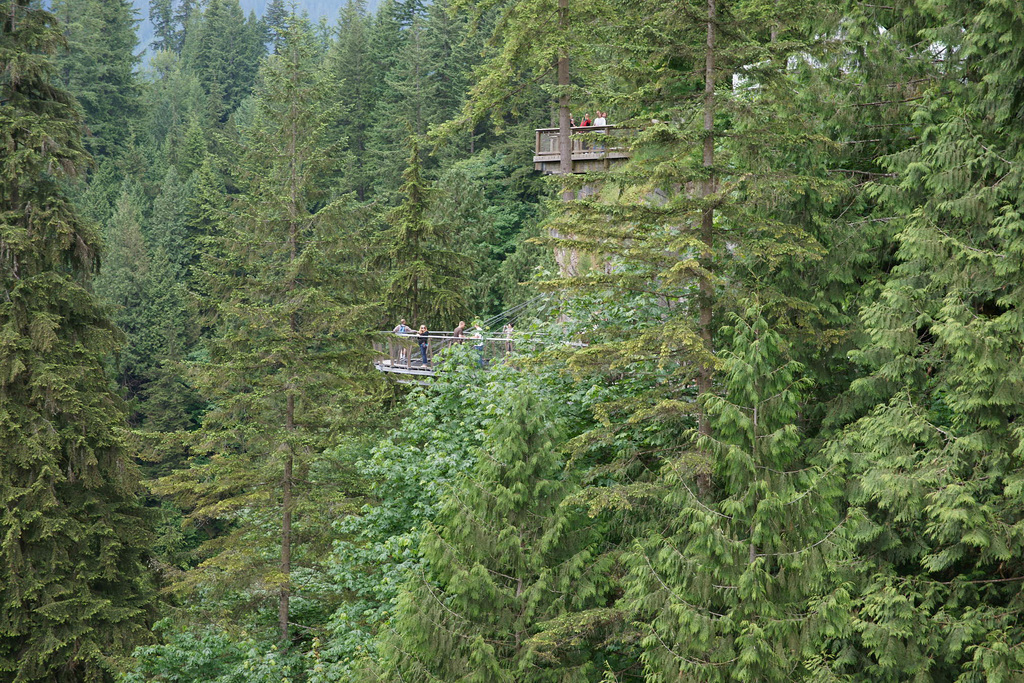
[155,18,377,645]
[825,2,1024,678]
[366,16,435,200]
[51,0,140,158]
[264,0,288,52]
[172,0,199,53]
[544,0,831,471]
[366,0,481,200]
[378,386,611,681]
[0,2,156,679]
[327,0,376,201]
[149,166,192,275]
[182,154,226,280]
[625,309,847,681]
[376,137,469,327]
[181,0,264,121]
[94,184,161,397]
[149,0,175,53]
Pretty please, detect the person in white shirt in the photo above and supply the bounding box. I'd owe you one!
[593,111,607,126]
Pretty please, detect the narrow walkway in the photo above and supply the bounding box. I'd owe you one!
[373,332,514,378]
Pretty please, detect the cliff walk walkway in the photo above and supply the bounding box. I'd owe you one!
[372,331,514,379]
[373,296,574,380]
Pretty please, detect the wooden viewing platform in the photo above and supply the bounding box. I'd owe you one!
[373,332,515,380]
[533,125,631,174]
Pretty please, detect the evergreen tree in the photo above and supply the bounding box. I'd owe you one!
[327,0,375,201]
[0,2,156,679]
[51,0,140,159]
[825,2,1024,679]
[367,0,481,200]
[172,0,200,54]
[545,0,831,470]
[366,15,434,200]
[148,0,175,53]
[430,150,541,316]
[140,49,207,168]
[93,184,187,421]
[182,153,226,280]
[264,0,289,52]
[376,137,469,327]
[149,166,192,276]
[181,0,264,121]
[625,309,848,681]
[155,19,378,645]
[378,386,611,681]
[94,184,159,396]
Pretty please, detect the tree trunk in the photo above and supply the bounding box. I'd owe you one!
[279,428,292,643]
[557,0,571,183]
[553,0,575,276]
[698,0,716,441]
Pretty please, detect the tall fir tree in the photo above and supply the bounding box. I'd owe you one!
[148,0,175,53]
[154,18,378,645]
[264,0,289,52]
[93,183,187,422]
[624,309,848,681]
[376,138,469,327]
[327,0,376,201]
[50,0,140,159]
[0,2,156,679]
[180,0,264,122]
[378,385,612,682]
[824,1,1024,679]
[366,15,434,201]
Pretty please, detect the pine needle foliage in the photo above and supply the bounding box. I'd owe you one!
[825,2,1024,679]
[376,136,470,328]
[624,308,847,682]
[153,19,378,642]
[0,2,156,679]
[377,385,613,682]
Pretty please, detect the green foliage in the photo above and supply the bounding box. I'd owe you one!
[823,3,1024,679]
[120,619,300,683]
[376,137,471,327]
[377,381,613,682]
[0,2,157,679]
[317,351,497,674]
[180,0,264,121]
[326,0,376,201]
[624,309,848,681]
[430,150,543,316]
[153,18,379,642]
[51,0,140,158]
[26,1,1024,681]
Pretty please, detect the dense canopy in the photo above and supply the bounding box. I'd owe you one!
[2,0,1023,681]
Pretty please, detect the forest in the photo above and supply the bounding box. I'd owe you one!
[2,0,1024,681]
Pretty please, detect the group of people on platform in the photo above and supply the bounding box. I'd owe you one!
[570,111,608,127]
[391,319,514,367]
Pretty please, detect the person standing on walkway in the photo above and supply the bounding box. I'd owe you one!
[503,323,514,353]
[417,325,430,365]
[393,319,411,364]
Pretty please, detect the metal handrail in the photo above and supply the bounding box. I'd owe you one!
[373,330,515,373]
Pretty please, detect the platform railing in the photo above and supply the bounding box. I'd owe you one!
[373,331,515,374]
[534,125,629,156]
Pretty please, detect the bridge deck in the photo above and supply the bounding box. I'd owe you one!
[533,125,631,174]
[373,332,514,378]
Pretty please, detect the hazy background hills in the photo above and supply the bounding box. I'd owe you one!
[130,0,381,55]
